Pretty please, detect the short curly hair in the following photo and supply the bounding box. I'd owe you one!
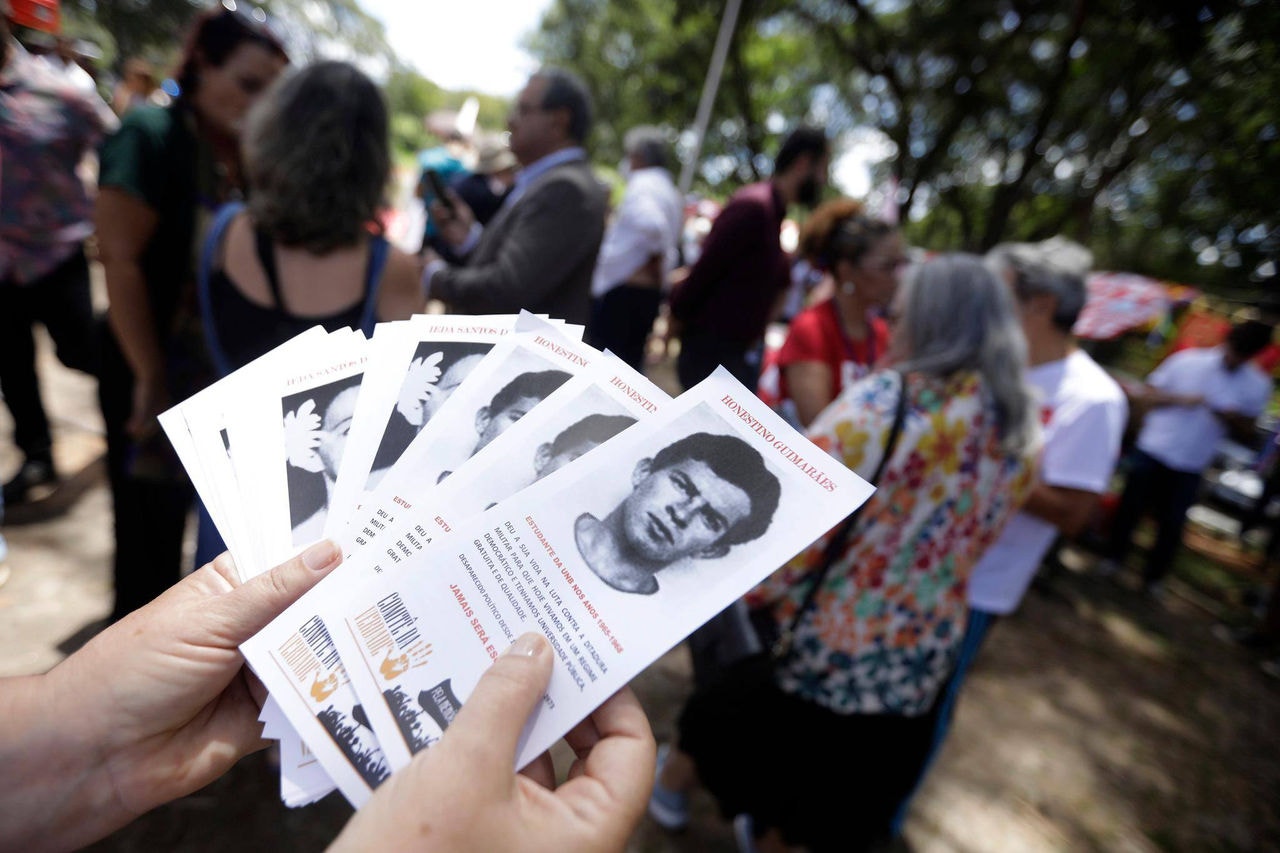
[648,431,780,549]
[244,61,389,254]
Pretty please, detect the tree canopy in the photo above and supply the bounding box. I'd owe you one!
[528,0,1279,296]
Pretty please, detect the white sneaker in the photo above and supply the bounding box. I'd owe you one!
[647,744,690,831]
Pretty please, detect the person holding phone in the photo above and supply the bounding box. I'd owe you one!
[423,68,608,327]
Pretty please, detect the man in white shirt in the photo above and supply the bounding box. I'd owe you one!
[1100,319,1274,592]
[586,126,684,370]
[967,238,1130,625]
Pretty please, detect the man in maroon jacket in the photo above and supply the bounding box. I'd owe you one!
[668,126,829,392]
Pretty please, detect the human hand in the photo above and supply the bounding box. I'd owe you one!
[283,398,325,472]
[432,191,476,248]
[331,633,655,852]
[5,542,343,850]
[395,352,445,426]
[127,372,170,440]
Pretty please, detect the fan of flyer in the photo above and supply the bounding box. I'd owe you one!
[159,310,875,808]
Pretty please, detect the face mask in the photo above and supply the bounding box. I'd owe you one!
[796,173,820,208]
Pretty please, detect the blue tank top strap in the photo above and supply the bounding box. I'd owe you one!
[198,201,247,379]
[359,234,390,336]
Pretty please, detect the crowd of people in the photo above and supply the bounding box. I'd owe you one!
[2,4,1278,851]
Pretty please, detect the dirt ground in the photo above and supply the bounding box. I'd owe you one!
[4,332,1279,852]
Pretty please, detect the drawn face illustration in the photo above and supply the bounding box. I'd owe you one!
[618,458,752,564]
[423,354,485,424]
[535,438,603,479]
[475,395,542,452]
[316,385,360,480]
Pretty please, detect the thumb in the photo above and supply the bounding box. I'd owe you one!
[430,633,553,782]
[218,539,343,643]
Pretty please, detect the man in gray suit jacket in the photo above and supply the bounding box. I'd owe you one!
[427,68,608,327]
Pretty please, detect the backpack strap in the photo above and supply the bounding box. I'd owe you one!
[197,200,247,379]
[358,235,390,336]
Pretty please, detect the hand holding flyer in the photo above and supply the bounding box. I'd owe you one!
[162,313,875,814]
[320,368,872,776]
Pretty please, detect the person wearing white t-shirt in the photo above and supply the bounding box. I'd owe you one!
[587,126,685,370]
[891,237,1127,836]
[1100,319,1274,592]
[966,240,1129,628]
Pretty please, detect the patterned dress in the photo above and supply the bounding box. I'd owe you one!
[747,368,1038,716]
[0,44,114,283]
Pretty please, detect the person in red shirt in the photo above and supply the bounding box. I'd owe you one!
[774,199,906,427]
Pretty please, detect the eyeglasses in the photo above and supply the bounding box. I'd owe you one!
[862,256,910,274]
[511,100,548,117]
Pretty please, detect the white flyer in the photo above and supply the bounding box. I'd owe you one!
[223,332,370,572]
[324,314,528,539]
[339,320,597,558]
[239,351,667,800]
[329,368,873,772]
[362,356,670,570]
[158,326,332,579]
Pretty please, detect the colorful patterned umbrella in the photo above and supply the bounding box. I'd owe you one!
[1072,271,1173,341]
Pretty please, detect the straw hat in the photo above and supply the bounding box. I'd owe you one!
[475,136,517,175]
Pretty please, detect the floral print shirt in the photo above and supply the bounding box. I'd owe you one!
[0,43,115,283]
[747,369,1037,716]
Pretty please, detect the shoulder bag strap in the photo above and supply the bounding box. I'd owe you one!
[772,370,910,660]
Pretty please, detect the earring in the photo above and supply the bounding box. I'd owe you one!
[840,280,856,295]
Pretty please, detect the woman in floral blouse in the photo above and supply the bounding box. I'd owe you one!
[675,253,1041,852]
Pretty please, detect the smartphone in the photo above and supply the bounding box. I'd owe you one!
[425,169,456,212]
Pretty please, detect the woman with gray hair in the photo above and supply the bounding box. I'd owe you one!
[193,60,424,561]
[661,253,1040,852]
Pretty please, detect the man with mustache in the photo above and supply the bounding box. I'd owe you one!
[668,126,829,391]
[574,431,780,595]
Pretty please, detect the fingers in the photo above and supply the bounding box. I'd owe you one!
[556,687,655,817]
[518,751,557,789]
[213,540,342,643]
[436,633,552,783]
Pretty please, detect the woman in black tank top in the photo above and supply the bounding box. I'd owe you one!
[195,61,424,563]
[200,60,424,380]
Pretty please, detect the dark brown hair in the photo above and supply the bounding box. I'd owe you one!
[798,197,896,272]
[245,61,390,253]
[175,8,287,100]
